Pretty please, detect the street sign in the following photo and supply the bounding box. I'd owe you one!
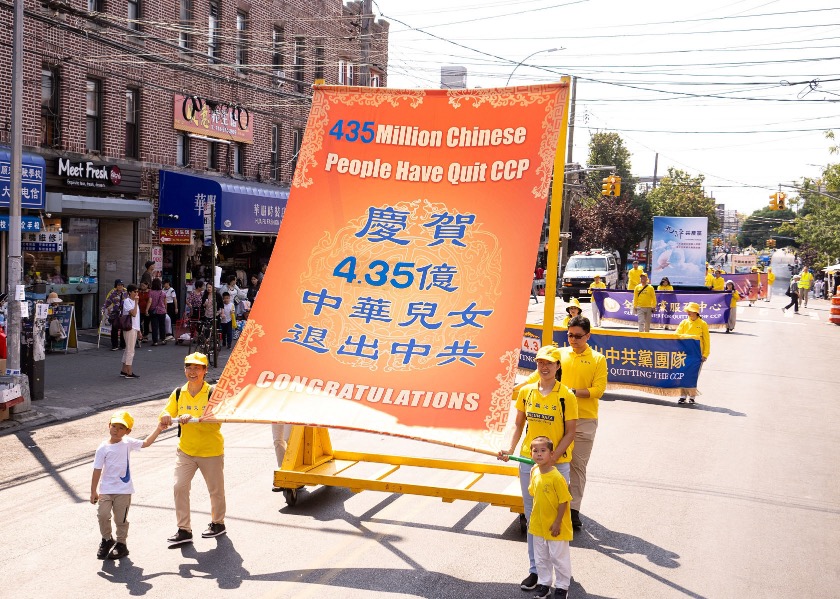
[559,232,572,239]
[203,200,214,247]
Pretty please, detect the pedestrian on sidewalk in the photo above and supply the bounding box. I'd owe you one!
[163,279,178,340]
[798,266,814,308]
[159,352,227,547]
[90,410,165,560]
[104,280,127,351]
[633,273,656,333]
[219,292,236,349]
[120,285,141,379]
[148,278,167,346]
[782,275,800,314]
[676,302,709,404]
[138,281,151,342]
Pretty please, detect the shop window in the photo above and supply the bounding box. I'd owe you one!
[236,11,247,71]
[291,128,302,177]
[64,218,99,284]
[208,0,220,63]
[86,78,102,153]
[41,67,60,148]
[128,0,140,31]
[177,132,190,166]
[125,88,139,159]
[179,0,192,49]
[270,124,279,180]
[293,37,305,92]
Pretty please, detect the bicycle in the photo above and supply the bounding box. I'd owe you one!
[190,318,221,357]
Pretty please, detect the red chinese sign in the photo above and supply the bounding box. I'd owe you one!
[173,94,254,144]
[159,228,193,245]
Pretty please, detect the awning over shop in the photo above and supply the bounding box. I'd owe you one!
[158,170,289,235]
[59,195,153,218]
[0,146,46,209]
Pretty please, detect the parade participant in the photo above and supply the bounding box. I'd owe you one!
[588,274,606,327]
[782,275,800,314]
[561,297,582,328]
[724,280,740,333]
[765,267,775,301]
[676,302,709,404]
[798,266,814,308]
[627,260,643,290]
[498,345,577,592]
[159,353,227,546]
[90,411,165,560]
[712,270,725,291]
[633,273,657,333]
[119,285,141,379]
[657,277,673,292]
[104,279,127,351]
[526,436,573,599]
[705,266,714,289]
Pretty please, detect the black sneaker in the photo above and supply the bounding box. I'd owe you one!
[167,528,193,546]
[688,397,696,404]
[570,508,582,530]
[119,372,127,378]
[107,542,129,560]
[125,373,140,379]
[533,585,551,599]
[97,537,116,559]
[202,522,226,538]
[520,572,539,591]
[554,589,568,599]
[678,397,686,404]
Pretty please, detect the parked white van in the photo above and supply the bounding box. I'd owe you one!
[560,249,619,302]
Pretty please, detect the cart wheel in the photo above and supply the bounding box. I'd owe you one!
[519,513,527,534]
[283,488,298,507]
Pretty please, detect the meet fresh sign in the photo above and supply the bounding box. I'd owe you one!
[57,158,121,188]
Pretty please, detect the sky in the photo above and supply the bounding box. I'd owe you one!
[375,0,840,215]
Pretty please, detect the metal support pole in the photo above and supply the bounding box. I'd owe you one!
[359,0,372,86]
[210,201,217,369]
[559,76,577,290]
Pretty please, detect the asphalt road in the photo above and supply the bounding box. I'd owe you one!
[1,250,838,598]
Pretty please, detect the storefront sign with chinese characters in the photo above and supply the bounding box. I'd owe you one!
[0,216,41,231]
[21,231,63,252]
[0,162,45,209]
[173,94,254,144]
[57,158,122,189]
[159,227,194,244]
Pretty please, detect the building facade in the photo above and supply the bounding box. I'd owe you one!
[0,0,388,328]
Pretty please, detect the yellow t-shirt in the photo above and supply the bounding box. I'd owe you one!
[561,315,571,328]
[713,277,725,291]
[657,284,673,292]
[160,382,224,457]
[528,468,573,541]
[627,267,643,289]
[705,273,714,288]
[729,290,740,307]
[676,317,710,359]
[559,345,608,419]
[768,271,776,284]
[589,281,606,290]
[633,283,657,308]
[514,382,578,463]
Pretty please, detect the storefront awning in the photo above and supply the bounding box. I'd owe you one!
[59,195,153,218]
[158,170,289,234]
[0,146,46,209]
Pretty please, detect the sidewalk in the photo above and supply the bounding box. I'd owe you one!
[0,330,231,435]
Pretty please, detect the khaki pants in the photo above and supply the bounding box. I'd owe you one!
[122,329,138,366]
[98,493,131,543]
[636,307,653,332]
[174,448,225,532]
[570,418,598,511]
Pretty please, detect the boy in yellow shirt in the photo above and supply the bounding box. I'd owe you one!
[528,436,573,599]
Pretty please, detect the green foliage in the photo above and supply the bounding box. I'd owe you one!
[738,207,795,248]
[779,171,840,267]
[646,167,719,230]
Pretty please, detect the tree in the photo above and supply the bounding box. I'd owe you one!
[779,166,840,267]
[738,207,795,248]
[570,194,642,255]
[647,167,719,231]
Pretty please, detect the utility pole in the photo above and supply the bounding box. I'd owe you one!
[5,0,30,411]
[559,76,577,275]
[359,0,372,86]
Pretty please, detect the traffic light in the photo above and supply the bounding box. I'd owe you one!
[769,193,778,210]
[778,192,786,210]
[601,175,621,196]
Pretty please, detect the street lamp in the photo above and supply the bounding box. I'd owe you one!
[505,48,559,86]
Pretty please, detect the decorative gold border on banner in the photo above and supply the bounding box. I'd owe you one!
[208,319,265,411]
[293,87,427,189]
[482,348,520,445]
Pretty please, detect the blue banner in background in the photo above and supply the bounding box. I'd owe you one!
[592,290,731,328]
[521,326,703,394]
[650,216,708,286]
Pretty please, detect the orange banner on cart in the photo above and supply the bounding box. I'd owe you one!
[173,94,254,144]
[159,228,193,244]
[205,83,570,451]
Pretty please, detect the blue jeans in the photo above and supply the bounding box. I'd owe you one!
[520,460,570,575]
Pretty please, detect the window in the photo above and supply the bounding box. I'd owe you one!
[338,59,353,86]
[128,0,140,31]
[41,67,60,148]
[291,128,302,176]
[370,72,381,87]
[176,133,190,166]
[293,37,305,92]
[235,12,247,70]
[125,89,139,158]
[314,43,325,81]
[272,26,284,85]
[85,79,102,152]
[88,0,102,11]
[207,1,220,63]
[207,141,219,170]
[232,143,244,175]
[270,124,279,179]
[179,0,192,49]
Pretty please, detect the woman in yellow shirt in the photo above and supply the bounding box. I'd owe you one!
[676,302,710,404]
[765,267,775,302]
[724,280,740,333]
[561,297,582,328]
[657,277,674,330]
[588,275,606,327]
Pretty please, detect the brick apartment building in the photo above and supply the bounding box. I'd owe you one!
[0,0,388,328]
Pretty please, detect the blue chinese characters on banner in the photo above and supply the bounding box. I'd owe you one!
[592,290,731,329]
[520,326,703,392]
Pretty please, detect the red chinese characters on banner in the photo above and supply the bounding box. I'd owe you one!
[205,84,569,452]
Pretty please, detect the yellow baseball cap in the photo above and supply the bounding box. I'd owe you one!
[109,410,134,429]
[535,345,562,362]
[184,352,209,366]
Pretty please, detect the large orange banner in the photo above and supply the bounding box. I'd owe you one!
[206,84,569,451]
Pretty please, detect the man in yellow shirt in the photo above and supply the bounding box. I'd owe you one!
[626,260,643,290]
[798,266,814,308]
[561,315,608,530]
[159,352,226,546]
[633,272,657,332]
[712,270,725,291]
